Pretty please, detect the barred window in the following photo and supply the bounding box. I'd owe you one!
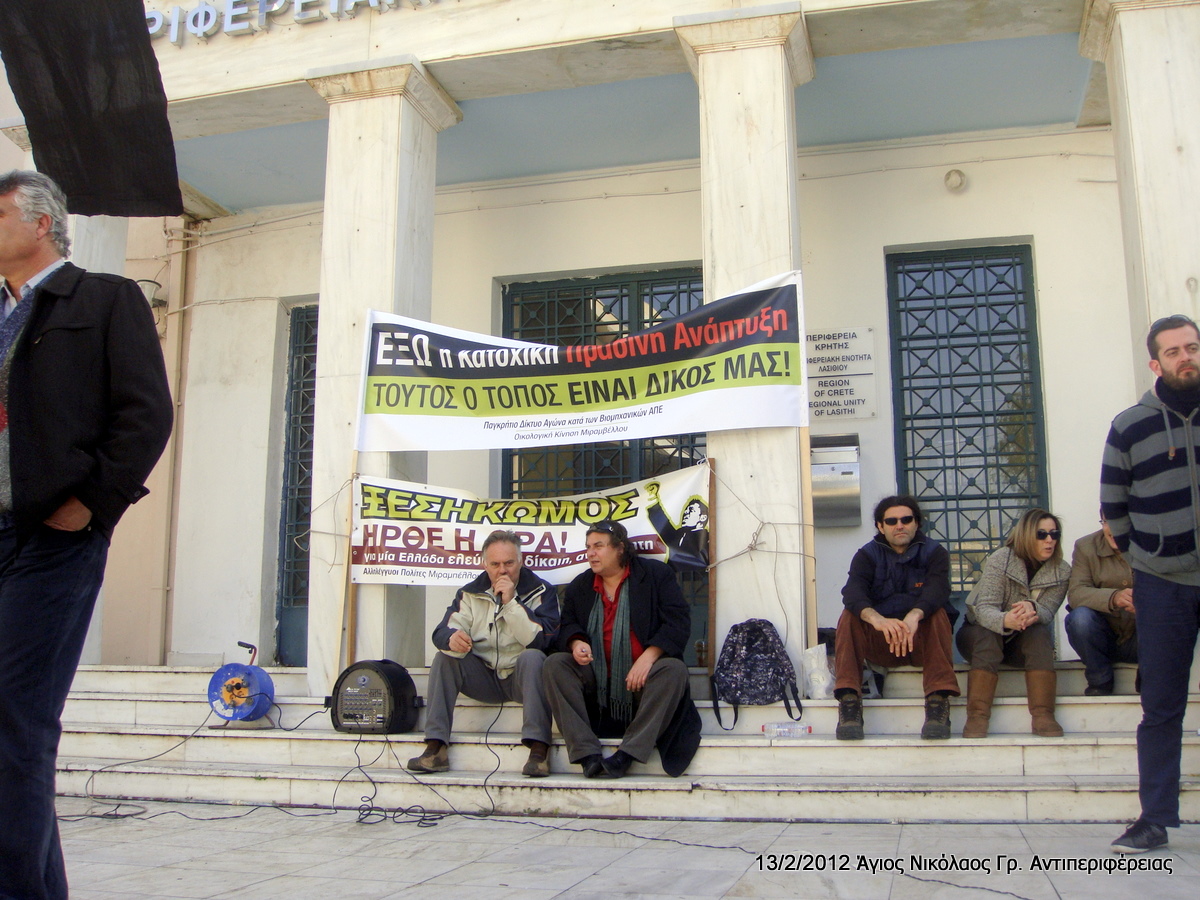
[276,303,317,666]
[503,269,709,663]
[887,246,1048,590]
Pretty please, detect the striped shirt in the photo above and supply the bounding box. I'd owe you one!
[1101,384,1200,585]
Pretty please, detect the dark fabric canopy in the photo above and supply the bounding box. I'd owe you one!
[0,0,182,217]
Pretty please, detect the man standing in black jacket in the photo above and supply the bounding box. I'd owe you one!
[543,520,701,779]
[0,171,173,900]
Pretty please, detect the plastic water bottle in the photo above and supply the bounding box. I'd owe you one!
[762,722,812,738]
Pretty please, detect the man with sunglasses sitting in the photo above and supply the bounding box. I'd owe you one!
[833,495,959,740]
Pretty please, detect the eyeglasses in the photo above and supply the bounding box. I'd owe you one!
[882,516,915,526]
[1036,529,1061,541]
[1150,314,1198,333]
[1149,315,1200,356]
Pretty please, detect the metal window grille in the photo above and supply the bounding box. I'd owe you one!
[503,269,709,663]
[887,246,1047,590]
[502,270,707,495]
[276,304,318,665]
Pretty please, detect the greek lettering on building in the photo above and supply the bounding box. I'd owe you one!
[805,327,876,419]
[145,0,438,47]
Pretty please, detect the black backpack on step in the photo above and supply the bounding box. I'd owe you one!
[710,618,803,730]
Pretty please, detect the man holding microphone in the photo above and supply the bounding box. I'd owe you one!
[407,530,559,777]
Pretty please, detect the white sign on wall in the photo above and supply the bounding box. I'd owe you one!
[806,327,876,419]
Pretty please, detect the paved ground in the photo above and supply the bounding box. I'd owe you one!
[58,796,1198,899]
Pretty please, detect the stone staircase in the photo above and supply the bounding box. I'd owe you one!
[58,663,1200,823]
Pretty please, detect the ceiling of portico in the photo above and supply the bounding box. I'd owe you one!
[0,2,1101,216]
[172,29,1097,214]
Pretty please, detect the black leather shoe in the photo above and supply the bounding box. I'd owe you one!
[600,749,635,778]
[1084,682,1114,696]
[1112,819,1168,853]
[580,754,605,778]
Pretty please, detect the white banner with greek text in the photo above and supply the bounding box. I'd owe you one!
[357,272,806,451]
[351,465,711,585]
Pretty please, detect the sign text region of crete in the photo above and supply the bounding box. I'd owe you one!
[357,274,805,452]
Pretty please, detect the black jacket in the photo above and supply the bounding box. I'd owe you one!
[558,555,700,776]
[557,555,691,658]
[9,263,173,538]
[840,531,951,619]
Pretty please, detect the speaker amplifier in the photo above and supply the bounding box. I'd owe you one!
[330,659,422,734]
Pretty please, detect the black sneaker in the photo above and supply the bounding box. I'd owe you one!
[836,692,864,740]
[1112,819,1168,853]
[920,693,951,740]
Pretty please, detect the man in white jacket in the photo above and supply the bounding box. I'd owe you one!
[408,530,560,776]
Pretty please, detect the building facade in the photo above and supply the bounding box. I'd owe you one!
[4,1,1196,700]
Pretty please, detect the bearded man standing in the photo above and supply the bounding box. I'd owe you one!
[1103,314,1200,854]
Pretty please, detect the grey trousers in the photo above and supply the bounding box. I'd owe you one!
[424,648,552,745]
[956,621,1056,673]
[543,651,688,763]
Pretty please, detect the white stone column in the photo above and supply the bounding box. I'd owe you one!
[675,4,815,661]
[67,214,131,665]
[306,57,461,697]
[1081,0,1200,374]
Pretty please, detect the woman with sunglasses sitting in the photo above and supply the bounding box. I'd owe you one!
[956,508,1071,738]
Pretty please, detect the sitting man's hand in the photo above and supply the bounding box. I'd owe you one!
[448,629,473,653]
[1112,588,1135,614]
[625,646,663,691]
[571,639,594,665]
[492,574,516,605]
[865,609,916,657]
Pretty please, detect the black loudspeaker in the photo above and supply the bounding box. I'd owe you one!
[330,659,423,733]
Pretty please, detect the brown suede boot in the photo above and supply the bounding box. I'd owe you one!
[522,740,550,778]
[962,669,998,738]
[407,739,449,773]
[1026,669,1064,737]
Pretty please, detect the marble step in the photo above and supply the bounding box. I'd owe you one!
[55,753,1200,824]
[57,720,1200,778]
[68,665,311,696]
[62,686,1187,736]
[58,664,1198,825]
[68,661,1141,701]
[859,662,1141,698]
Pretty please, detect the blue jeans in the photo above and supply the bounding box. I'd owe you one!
[1064,606,1138,689]
[0,525,108,900]
[1131,570,1200,828]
